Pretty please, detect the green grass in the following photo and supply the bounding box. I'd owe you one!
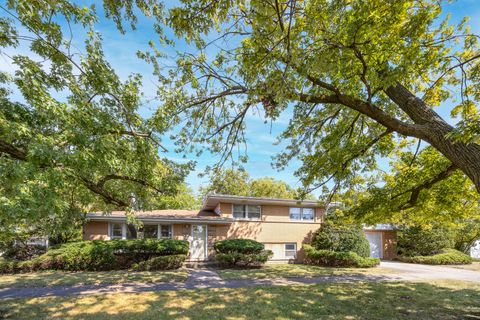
[0,280,478,319]
[217,263,400,280]
[0,269,189,289]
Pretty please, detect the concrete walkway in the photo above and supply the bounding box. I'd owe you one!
[0,262,478,300]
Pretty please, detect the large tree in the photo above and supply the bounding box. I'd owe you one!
[149,0,480,208]
[0,1,190,242]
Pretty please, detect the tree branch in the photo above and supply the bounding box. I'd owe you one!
[392,163,458,210]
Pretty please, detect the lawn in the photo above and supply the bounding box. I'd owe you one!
[451,262,480,272]
[0,280,478,319]
[0,269,189,289]
[217,263,400,280]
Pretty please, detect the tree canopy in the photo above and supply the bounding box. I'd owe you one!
[199,168,305,199]
[0,1,191,243]
[200,169,314,199]
[2,0,480,237]
[147,0,480,212]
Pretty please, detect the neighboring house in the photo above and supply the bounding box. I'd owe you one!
[471,240,480,259]
[83,194,397,262]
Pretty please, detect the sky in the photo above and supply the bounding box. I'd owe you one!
[1,0,480,197]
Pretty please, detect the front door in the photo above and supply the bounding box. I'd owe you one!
[365,232,383,259]
[190,225,207,261]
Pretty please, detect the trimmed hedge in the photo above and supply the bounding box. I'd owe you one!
[214,239,273,267]
[397,248,473,265]
[303,245,380,268]
[312,221,370,258]
[214,239,264,254]
[0,239,189,273]
[131,254,187,271]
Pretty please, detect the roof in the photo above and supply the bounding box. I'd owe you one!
[86,209,233,224]
[202,194,322,211]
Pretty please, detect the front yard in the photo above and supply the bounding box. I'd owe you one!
[217,263,400,280]
[0,269,189,289]
[451,261,480,272]
[0,280,478,319]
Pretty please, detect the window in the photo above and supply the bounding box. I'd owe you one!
[302,208,314,221]
[233,204,246,219]
[159,225,172,238]
[289,207,315,221]
[110,223,123,239]
[143,225,158,239]
[232,204,261,220]
[285,243,297,258]
[289,207,301,220]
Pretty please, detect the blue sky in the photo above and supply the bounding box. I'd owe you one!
[2,1,479,197]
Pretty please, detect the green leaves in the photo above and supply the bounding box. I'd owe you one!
[0,0,190,245]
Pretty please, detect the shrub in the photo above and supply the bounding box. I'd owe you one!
[397,248,473,265]
[131,254,187,271]
[214,239,264,254]
[2,244,46,261]
[215,251,273,267]
[214,239,273,267]
[303,245,380,268]
[0,239,189,273]
[311,221,370,257]
[0,258,20,274]
[397,226,454,257]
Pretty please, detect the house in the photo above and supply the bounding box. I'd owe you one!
[83,194,397,262]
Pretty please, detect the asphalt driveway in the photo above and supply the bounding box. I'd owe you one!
[379,261,480,282]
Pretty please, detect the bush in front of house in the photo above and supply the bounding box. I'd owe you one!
[214,239,273,267]
[397,248,472,265]
[303,244,380,268]
[311,221,370,258]
[131,254,187,271]
[0,239,189,273]
[2,244,46,261]
[396,226,454,257]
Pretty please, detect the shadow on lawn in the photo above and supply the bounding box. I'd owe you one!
[1,281,479,319]
[0,270,188,289]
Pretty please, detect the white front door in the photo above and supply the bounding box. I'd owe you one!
[190,225,207,261]
[365,232,383,259]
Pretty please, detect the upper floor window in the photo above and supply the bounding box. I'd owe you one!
[233,204,261,220]
[289,207,315,221]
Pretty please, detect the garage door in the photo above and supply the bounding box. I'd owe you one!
[365,232,383,259]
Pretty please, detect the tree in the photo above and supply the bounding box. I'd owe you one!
[199,169,250,196]
[0,1,191,243]
[149,0,480,210]
[343,146,480,225]
[249,177,297,199]
[199,168,308,199]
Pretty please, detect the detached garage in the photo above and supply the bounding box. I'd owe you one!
[364,226,397,260]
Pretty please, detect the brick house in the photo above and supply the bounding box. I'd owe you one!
[83,194,397,262]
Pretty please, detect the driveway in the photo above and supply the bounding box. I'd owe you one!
[379,261,480,282]
[0,262,478,299]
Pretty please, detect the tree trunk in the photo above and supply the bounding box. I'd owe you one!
[385,83,480,192]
